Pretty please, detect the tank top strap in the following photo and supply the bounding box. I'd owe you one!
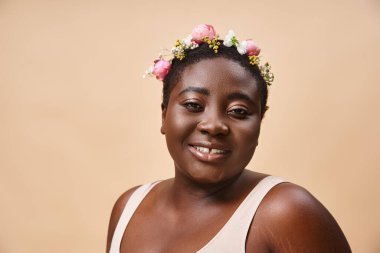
[198,176,285,253]
[109,181,161,253]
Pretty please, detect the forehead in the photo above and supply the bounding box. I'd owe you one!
[174,57,259,97]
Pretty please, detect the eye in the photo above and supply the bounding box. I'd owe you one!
[183,101,203,112]
[228,107,250,119]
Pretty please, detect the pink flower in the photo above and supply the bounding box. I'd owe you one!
[246,39,261,56]
[152,60,171,81]
[191,24,216,43]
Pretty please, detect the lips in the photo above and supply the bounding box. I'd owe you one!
[188,142,230,162]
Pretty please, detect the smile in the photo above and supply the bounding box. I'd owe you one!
[188,144,230,162]
[194,146,226,154]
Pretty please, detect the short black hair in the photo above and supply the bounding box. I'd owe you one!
[162,41,269,117]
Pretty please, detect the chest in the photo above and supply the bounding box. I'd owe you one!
[110,176,283,253]
[121,218,270,253]
[120,203,236,253]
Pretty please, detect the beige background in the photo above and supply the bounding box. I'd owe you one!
[1,0,379,252]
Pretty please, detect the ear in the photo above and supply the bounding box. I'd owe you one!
[160,103,167,135]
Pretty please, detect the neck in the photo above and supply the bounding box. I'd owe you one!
[166,169,247,210]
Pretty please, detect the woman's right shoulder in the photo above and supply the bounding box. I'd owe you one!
[106,185,141,252]
[110,186,142,221]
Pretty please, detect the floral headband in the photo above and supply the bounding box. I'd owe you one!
[144,24,274,86]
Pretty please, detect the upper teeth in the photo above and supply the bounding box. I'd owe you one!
[195,146,225,154]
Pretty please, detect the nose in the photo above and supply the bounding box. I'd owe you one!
[196,110,229,136]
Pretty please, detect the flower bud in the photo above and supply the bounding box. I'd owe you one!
[191,24,216,43]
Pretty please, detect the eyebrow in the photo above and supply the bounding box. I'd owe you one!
[178,87,256,106]
[178,86,210,96]
[227,92,256,106]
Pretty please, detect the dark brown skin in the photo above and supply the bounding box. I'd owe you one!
[107,58,351,253]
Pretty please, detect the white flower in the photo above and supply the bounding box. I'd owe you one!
[223,40,233,47]
[190,43,199,50]
[237,40,248,55]
[182,35,193,47]
[171,46,179,54]
[143,66,154,78]
[223,30,235,47]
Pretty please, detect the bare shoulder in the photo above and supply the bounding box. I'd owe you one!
[251,182,351,253]
[106,185,141,253]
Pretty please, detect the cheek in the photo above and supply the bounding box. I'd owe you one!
[233,119,261,162]
[236,118,261,142]
[164,108,198,166]
[164,107,196,143]
[238,122,261,162]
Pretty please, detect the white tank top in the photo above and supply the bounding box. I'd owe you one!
[109,176,285,253]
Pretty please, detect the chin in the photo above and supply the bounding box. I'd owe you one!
[183,166,244,185]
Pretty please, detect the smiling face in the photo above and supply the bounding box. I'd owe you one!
[161,57,262,184]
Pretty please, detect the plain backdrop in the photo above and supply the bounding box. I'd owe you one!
[1,0,379,252]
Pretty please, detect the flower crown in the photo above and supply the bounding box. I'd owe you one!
[144,24,274,86]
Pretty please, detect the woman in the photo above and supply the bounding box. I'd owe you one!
[107,24,351,253]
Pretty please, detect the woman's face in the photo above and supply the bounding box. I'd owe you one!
[161,57,262,184]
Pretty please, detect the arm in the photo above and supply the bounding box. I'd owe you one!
[250,183,351,253]
[106,186,140,253]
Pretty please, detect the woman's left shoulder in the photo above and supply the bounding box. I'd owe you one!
[262,181,326,215]
[252,181,351,252]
